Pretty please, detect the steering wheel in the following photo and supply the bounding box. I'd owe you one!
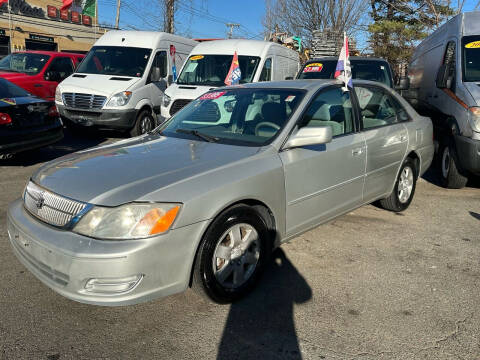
[255,121,280,136]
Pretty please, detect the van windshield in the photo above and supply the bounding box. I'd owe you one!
[76,46,152,77]
[462,36,480,82]
[177,55,260,86]
[298,59,392,88]
[0,53,50,75]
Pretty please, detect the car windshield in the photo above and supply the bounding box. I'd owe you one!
[0,78,31,98]
[298,59,392,87]
[462,36,480,82]
[0,53,50,75]
[177,55,260,86]
[76,46,152,77]
[159,88,305,146]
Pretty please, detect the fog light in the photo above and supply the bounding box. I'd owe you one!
[84,274,143,294]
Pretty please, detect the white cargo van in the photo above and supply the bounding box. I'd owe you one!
[55,31,197,136]
[161,39,300,119]
[403,12,480,188]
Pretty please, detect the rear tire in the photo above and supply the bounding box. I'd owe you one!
[439,144,468,189]
[130,109,155,137]
[379,158,417,212]
[192,205,269,303]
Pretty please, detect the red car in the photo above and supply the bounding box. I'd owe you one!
[0,51,84,101]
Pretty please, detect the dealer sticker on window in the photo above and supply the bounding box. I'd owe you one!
[199,91,226,100]
[303,63,323,73]
[190,55,204,61]
[0,98,16,105]
[285,95,296,102]
[465,41,480,48]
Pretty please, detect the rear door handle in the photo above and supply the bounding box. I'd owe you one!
[352,147,364,156]
[400,135,407,142]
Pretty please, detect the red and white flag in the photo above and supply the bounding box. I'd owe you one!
[334,33,353,91]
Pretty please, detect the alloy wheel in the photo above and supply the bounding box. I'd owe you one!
[398,166,414,203]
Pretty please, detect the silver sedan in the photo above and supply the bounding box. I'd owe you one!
[7,80,434,305]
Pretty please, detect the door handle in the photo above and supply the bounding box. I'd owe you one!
[400,135,407,142]
[352,147,364,156]
[34,84,43,87]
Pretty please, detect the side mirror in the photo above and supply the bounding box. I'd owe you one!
[395,77,410,91]
[45,71,60,82]
[436,64,449,89]
[284,126,332,149]
[167,74,174,86]
[285,76,293,80]
[150,67,161,83]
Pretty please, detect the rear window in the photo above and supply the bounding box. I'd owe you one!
[298,59,392,87]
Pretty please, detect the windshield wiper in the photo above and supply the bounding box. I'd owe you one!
[176,128,219,142]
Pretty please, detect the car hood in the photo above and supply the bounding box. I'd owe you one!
[59,73,142,97]
[165,84,217,101]
[464,82,480,106]
[0,71,31,81]
[32,135,261,206]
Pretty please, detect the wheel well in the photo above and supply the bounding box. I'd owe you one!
[137,105,152,117]
[406,151,420,177]
[188,199,277,288]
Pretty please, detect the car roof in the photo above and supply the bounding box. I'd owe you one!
[13,50,84,56]
[221,79,393,92]
[305,56,389,63]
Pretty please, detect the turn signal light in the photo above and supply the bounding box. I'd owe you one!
[48,105,59,117]
[0,113,12,125]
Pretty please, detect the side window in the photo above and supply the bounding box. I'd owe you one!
[355,86,404,129]
[151,51,168,79]
[259,58,272,82]
[300,87,354,137]
[442,41,456,91]
[46,57,74,81]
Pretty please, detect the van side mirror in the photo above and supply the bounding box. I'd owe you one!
[284,126,332,149]
[167,75,174,86]
[150,67,161,83]
[436,64,450,89]
[395,77,410,91]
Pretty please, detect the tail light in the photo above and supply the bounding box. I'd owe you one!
[48,105,59,117]
[0,113,12,125]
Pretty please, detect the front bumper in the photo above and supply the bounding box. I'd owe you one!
[57,104,137,130]
[454,135,480,176]
[0,122,63,155]
[7,199,209,306]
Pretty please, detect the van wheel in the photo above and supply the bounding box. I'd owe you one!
[439,144,468,189]
[192,205,269,303]
[379,158,417,212]
[130,109,155,137]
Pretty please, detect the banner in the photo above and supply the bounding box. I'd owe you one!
[224,51,241,86]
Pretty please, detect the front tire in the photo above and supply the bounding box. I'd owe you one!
[130,109,155,137]
[379,158,417,212]
[439,144,468,189]
[192,205,269,303]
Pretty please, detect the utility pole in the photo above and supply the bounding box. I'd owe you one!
[226,23,240,39]
[115,0,120,29]
[165,0,174,33]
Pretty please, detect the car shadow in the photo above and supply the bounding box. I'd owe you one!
[217,248,312,360]
[421,164,480,189]
[0,127,127,167]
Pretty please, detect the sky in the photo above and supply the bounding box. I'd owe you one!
[97,0,480,43]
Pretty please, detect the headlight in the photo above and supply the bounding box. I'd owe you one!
[162,93,171,107]
[73,203,181,240]
[469,107,480,132]
[55,87,63,104]
[107,91,132,107]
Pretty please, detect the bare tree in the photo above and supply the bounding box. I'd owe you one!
[263,0,369,43]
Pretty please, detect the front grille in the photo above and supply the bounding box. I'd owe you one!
[24,181,88,227]
[62,93,107,110]
[170,99,192,116]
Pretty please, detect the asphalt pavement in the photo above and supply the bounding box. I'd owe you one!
[0,130,479,360]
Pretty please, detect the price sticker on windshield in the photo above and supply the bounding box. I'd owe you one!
[190,55,204,61]
[199,91,226,100]
[0,98,16,105]
[303,63,323,73]
[465,41,480,48]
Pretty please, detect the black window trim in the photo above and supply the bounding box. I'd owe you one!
[44,56,74,81]
[353,84,410,132]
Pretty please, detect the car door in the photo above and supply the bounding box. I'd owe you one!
[280,85,366,236]
[354,84,409,201]
[43,56,74,100]
[145,50,168,116]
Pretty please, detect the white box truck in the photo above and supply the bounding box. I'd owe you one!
[55,31,197,136]
[403,12,480,188]
[161,39,300,119]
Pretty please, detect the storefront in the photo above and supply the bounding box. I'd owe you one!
[0,0,108,56]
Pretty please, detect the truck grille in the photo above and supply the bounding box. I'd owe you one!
[23,181,88,227]
[62,93,107,110]
[170,99,192,116]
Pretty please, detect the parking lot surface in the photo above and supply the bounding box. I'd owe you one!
[0,131,479,360]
